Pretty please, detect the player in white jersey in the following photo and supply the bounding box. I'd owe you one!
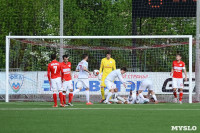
[109,88,127,104]
[125,90,136,104]
[138,79,158,104]
[125,90,149,104]
[103,67,129,104]
[135,92,150,104]
[73,54,93,105]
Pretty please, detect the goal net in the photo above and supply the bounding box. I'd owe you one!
[3,36,194,103]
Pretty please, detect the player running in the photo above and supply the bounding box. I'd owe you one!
[170,54,187,104]
[60,54,74,106]
[138,79,158,104]
[47,54,64,107]
[99,51,116,102]
[103,67,128,104]
[72,54,93,105]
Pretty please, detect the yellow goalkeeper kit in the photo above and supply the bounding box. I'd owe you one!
[99,57,116,99]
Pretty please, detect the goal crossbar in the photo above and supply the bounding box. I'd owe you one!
[6,35,192,39]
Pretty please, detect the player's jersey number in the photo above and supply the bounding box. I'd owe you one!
[53,66,57,74]
[79,65,83,72]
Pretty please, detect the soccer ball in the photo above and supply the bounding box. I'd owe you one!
[93,70,99,76]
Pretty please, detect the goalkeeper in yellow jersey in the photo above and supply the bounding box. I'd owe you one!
[99,51,116,103]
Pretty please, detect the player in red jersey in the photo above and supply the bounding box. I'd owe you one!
[170,54,187,104]
[60,55,74,106]
[47,54,64,107]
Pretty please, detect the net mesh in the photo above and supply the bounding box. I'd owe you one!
[2,37,195,102]
[10,38,193,71]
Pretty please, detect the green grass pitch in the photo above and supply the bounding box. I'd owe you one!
[0,102,199,133]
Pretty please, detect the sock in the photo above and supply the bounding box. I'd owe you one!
[152,94,157,101]
[139,93,145,100]
[173,91,177,98]
[105,92,113,102]
[101,87,105,100]
[73,89,80,96]
[59,92,63,105]
[85,90,90,103]
[68,92,73,103]
[63,93,66,104]
[53,93,57,106]
[179,91,183,101]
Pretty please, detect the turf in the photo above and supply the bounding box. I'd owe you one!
[0,102,199,133]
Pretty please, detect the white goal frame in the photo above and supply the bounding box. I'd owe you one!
[5,35,193,103]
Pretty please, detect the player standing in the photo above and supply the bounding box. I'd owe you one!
[103,67,128,104]
[60,55,74,106]
[47,54,64,107]
[72,54,93,105]
[170,54,187,104]
[138,79,158,104]
[99,51,116,102]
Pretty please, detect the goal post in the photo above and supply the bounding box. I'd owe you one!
[5,35,193,103]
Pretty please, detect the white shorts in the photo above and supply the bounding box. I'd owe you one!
[172,78,184,89]
[51,77,62,91]
[77,79,89,89]
[139,79,153,91]
[105,79,116,90]
[62,80,73,91]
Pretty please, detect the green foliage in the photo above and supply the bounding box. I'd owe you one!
[0,0,196,71]
[0,102,200,133]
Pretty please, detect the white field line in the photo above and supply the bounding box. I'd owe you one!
[0,108,200,111]
[0,103,168,105]
[0,103,199,106]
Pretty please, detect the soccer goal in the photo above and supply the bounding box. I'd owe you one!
[4,35,193,103]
